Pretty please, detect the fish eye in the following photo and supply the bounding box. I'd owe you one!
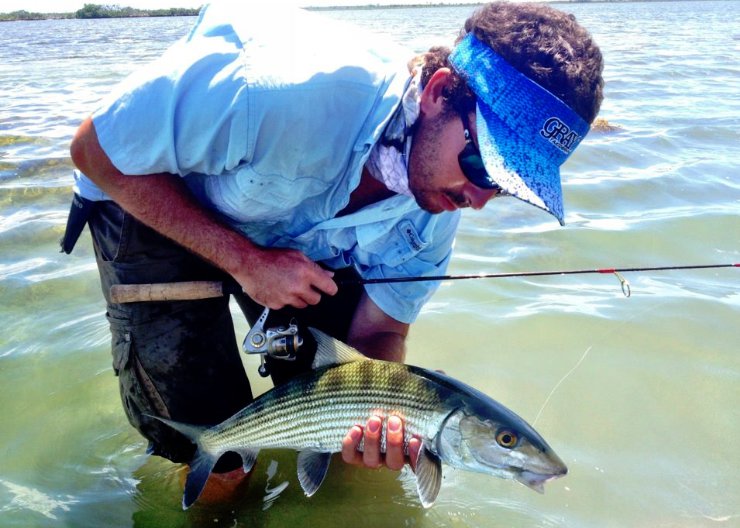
[496,429,519,449]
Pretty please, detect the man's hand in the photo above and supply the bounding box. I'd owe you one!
[341,415,422,472]
[234,246,338,310]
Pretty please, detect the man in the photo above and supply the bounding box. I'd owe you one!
[67,1,603,497]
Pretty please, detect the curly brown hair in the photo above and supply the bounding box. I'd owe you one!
[416,2,604,124]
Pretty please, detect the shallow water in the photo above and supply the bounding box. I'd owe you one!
[0,2,738,526]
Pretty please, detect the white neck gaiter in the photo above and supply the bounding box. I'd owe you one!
[365,67,424,197]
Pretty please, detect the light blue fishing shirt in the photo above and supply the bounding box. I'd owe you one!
[76,2,461,323]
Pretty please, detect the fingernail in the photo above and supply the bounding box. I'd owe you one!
[368,418,381,434]
[388,416,401,433]
[350,426,362,441]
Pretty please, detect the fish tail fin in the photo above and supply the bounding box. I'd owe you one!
[183,447,220,509]
[145,415,217,509]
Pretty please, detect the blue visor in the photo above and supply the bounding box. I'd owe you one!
[449,34,590,225]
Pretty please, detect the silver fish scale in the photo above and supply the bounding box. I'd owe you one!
[201,361,448,455]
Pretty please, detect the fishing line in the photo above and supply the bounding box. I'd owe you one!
[531,296,673,425]
[533,346,592,427]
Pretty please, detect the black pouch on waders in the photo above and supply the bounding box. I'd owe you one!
[60,193,94,254]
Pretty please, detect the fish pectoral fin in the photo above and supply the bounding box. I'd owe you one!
[414,444,443,508]
[296,449,332,497]
[308,327,368,368]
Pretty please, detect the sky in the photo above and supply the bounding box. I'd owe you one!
[0,0,451,14]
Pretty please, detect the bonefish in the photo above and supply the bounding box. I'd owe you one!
[154,329,567,509]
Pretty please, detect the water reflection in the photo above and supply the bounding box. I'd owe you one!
[130,451,426,527]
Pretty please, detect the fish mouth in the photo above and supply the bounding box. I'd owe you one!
[514,465,568,494]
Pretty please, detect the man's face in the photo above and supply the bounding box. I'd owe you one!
[407,109,499,214]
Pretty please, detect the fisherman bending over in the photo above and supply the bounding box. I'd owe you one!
[66,1,603,500]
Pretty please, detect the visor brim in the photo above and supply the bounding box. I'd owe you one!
[475,101,565,225]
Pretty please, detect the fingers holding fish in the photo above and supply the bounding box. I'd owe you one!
[341,415,417,471]
[362,416,383,468]
[341,425,364,466]
[385,415,405,471]
[407,436,421,473]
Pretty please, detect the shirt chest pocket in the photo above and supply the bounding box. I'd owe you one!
[356,219,429,269]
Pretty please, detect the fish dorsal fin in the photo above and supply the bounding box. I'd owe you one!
[309,327,368,369]
[296,449,332,497]
[415,443,443,508]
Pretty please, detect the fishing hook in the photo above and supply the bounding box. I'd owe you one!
[613,271,631,297]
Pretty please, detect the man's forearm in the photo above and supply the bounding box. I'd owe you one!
[348,331,407,363]
[70,118,257,278]
[347,293,409,363]
[70,116,338,309]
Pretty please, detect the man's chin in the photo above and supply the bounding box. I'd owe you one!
[411,191,446,215]
[417,200,445,215]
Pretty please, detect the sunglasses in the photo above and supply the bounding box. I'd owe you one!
[457,111,505,193]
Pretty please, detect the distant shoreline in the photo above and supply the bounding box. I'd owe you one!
[0,5,201,21]
[3,4,481,22]
[0,0,710,22]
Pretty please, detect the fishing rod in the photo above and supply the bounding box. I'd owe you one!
[347,263,739,284]
[345,263,740,298]
[109,263,738,304]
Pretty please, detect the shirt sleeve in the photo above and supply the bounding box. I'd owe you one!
[91,26,249,177]
[362,211,461,324]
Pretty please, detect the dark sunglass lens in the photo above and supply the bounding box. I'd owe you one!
[459,144,495,189]
[458,111,502,192]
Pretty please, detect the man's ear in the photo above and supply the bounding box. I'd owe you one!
[419,68,452,117]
